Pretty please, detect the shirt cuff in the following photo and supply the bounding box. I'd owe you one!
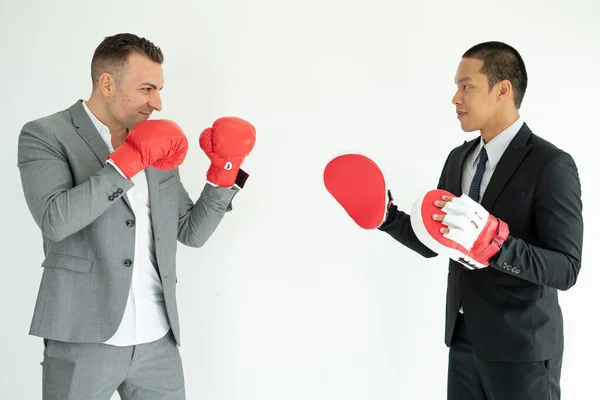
[107,159,129,180]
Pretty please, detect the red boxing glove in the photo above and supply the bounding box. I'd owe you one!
[199,117,256,187]
[108,119,188,179]
[410,189,509,269]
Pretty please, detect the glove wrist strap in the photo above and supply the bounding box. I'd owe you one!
[207,164,249,188]
[476,218,509,263]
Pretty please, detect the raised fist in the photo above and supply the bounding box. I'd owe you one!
[108,119,188,179]
[199,117,256,187]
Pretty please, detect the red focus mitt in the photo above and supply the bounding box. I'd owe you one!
[410,189,509,269]
[324,153,392,229]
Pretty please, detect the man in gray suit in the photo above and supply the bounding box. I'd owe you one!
[17,33,256,399]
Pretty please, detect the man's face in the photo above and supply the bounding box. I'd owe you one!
[106,52,164,130]
[451,58,499,133]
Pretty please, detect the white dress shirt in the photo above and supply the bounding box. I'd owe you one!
[82,101,171,346]
[458,116,523,313]
[460,117,524,203]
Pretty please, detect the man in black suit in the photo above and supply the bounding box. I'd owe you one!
[378,41,583,399]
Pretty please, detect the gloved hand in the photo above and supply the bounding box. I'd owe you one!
[199,117,256,187]
[410,189,509,269]
[323,153,392,229]
[108,119,189,179]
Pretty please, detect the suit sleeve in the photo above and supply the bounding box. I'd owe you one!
[377,206,438,258]
[17,120,134,243]
[490,151,583,290]
[376,153,454,258]
[174,169,240,248]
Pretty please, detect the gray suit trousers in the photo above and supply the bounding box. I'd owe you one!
[41,331,185,400]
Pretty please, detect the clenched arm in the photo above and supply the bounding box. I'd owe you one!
[377,152,456,258]
[175,171,239,248]
[17,121,134,242]
[490,151,583,290]
[378,205,439,258]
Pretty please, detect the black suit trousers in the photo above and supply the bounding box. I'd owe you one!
[448,313,562,400]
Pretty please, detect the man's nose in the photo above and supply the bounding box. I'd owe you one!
[149,91,162,112]
[451,90,461,105]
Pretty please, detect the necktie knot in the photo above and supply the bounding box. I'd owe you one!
[478,147,488,164]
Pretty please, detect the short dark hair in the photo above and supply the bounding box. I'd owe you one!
[91,33,163,87]
[462,41,528,108]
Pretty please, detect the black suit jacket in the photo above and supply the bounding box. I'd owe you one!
[379,123,583,362]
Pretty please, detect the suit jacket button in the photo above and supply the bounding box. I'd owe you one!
[126,219,135,227]
[124,259,132,267]
[108,195,114,201]
[117,188,123,194]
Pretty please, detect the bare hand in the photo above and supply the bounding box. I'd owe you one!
[433,195,454,234]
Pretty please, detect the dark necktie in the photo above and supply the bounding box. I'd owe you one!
[467,147,488,202]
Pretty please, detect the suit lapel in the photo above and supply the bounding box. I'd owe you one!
[145,166,160,238]
[69,100,133,211]
[70,101,111,165]
[480,123,532,211]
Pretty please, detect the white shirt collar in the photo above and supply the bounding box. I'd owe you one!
[472,116,523,169]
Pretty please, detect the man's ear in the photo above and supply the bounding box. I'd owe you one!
[497,79,512,102]
[98,73,115,97]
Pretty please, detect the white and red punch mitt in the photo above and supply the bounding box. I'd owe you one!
[324,154,390,230]
[410,189,509,269]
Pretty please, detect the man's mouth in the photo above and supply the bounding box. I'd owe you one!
[457,111,467,119]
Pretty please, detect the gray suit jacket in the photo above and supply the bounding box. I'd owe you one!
[17,100,239,345]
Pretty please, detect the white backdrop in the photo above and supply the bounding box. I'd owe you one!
[1,0,599,398]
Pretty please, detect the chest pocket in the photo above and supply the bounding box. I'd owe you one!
[501,189,529,204]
